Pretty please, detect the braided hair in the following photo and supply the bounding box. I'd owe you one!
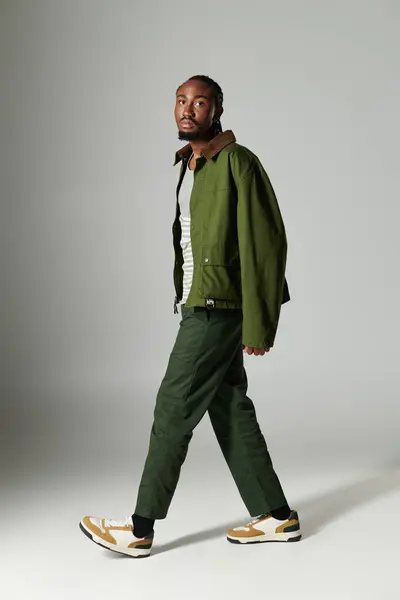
[178,74,224,135]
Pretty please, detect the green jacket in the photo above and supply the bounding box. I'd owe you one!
[172,130,290,348]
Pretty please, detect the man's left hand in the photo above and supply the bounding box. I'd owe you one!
[242,346,270,355]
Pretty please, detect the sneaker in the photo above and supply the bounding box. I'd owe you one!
[227,510,302,544]
[79,515,154,558]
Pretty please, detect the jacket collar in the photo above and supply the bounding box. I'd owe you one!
[173,130,236,166]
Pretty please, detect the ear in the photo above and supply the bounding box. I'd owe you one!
[213,106,223,123]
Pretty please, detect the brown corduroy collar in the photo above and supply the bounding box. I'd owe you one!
[173,130,236,166]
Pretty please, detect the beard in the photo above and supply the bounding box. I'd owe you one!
[177,127,202,141]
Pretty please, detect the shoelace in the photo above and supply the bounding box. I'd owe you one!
[104,516,132,528]
[247,513,270,527]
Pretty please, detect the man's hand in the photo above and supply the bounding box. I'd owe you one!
[242,346,270,355]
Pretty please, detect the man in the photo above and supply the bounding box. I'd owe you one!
[79,75,301,558]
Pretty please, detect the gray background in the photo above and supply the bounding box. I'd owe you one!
[1,1,400,598]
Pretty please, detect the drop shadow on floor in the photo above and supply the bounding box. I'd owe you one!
[154,467,400,556]
[105,466,400,558]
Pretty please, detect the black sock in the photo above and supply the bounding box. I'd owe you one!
[131,514,155,538]
[270,505,291,520]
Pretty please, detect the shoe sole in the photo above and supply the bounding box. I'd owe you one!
[227,533,302,544]
[79,522,151,558]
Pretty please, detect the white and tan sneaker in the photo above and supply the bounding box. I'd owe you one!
[79,515,154,558]
[227,510,302,544]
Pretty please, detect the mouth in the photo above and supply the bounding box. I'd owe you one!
[180,119,196,128]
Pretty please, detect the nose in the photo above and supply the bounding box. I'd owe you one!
[183,103,194,118]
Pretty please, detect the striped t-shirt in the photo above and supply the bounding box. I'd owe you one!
[178,158,194,304]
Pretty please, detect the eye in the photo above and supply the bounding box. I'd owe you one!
[196,101,205,107]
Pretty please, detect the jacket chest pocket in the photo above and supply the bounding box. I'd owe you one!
[197,247,241,301]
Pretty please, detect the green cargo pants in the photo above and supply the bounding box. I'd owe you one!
[134,305,288,519]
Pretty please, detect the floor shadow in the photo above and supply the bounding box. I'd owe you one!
[150,467,400,556]
[151,520,241,556]
[297,467,400,538]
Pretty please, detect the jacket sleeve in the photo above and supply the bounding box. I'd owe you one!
[236,161,288,348]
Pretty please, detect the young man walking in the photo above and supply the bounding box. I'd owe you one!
[79,75,301,558]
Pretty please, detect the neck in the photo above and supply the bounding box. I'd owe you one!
[189,128,219,158]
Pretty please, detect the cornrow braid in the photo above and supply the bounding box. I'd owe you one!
[178,74,224,135]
